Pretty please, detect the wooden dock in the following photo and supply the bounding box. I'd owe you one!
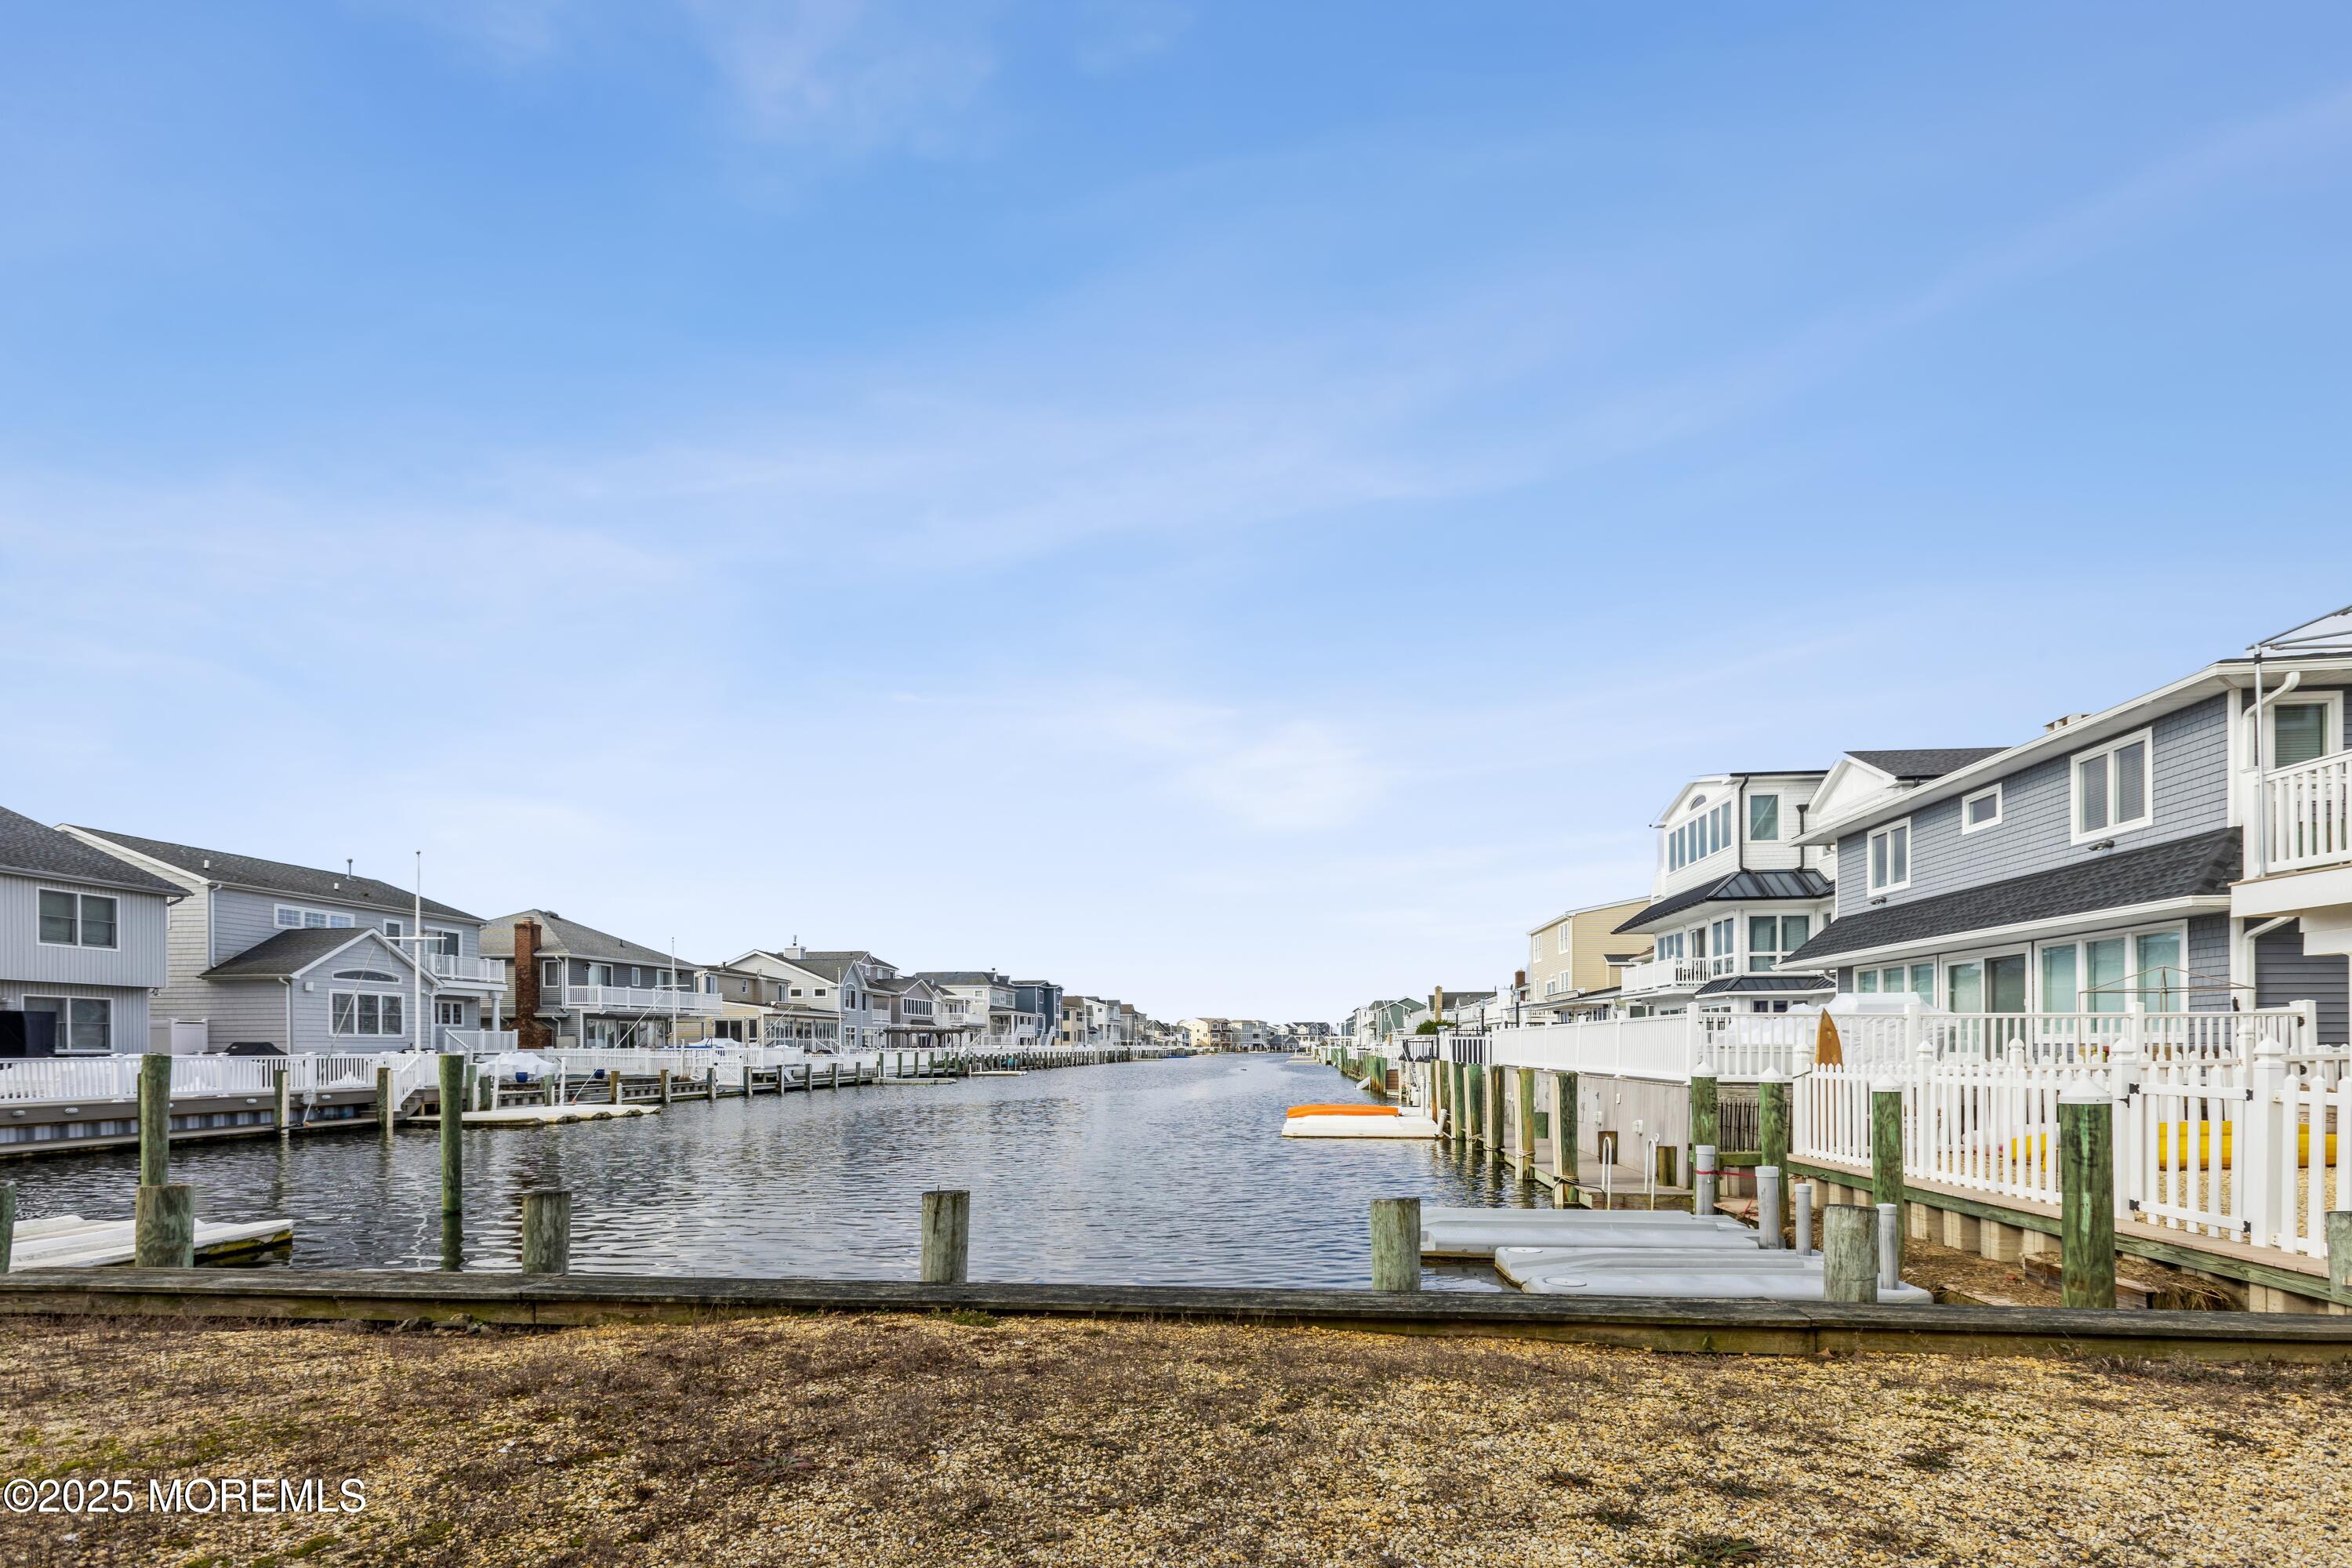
[1,1267,2349,1362]
[6,1214,294,1270]
[419,1105,662,1127]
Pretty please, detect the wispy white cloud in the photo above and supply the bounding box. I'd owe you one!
[681,0,1000,154]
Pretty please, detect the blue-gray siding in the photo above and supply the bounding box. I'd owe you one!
[2255,923,2350,1046]
[0,871,171,990]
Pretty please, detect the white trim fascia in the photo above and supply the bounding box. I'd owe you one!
[1791,665,2239,847]
[1794,894,2228,971]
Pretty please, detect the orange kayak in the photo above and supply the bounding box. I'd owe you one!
[1285,1104,1399,1119]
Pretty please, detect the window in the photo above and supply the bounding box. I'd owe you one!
[436,999,466,1027]
[332,991,405,1037]
[2136,930,2185,1011]
[275,905,355,931]
[23,996,111,1053]
[630,967,644,987]
[2072,728,2153,840]
[384,919,404,938]
[588,963,613,986]
[1960,785,2002,834]
[2038,937,2127,1014]
[1867,820,1911,893]
[542,960,560,986]
[1851,964,1932,999]
[330,968,399,982]
[1748,795,1780,842]
[1559,924,1571,953]
[2272,698,2340,768]
[1748,914,1813,972]
[425,929,460,959]
[1946,953,2027,1014]
[38,891,118,949]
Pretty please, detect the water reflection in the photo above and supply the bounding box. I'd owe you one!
[4,1057,1548,1289]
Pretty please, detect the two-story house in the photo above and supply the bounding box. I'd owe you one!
[1784,606,2351,1043]
[1526,897,1652,1021]
[727,947,899,1051]
[2,809,180,1054]
[872,971,949,1051]
[1011,979,1062,1046]
[60,828,506,1054]
[916,971,1019,1047]
[483,910,721,1051]
[1603,770,1854,1017]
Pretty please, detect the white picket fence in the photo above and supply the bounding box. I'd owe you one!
[0,1050,445,1106]
[1795,1034,2352,1264]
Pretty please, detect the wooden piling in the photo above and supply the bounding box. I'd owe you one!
[463,1062,479,1115]
[829,1062,840,1091]
[1870,1080,1904,1271]
[2059,1090,2116,1310]
[2328,1212,2352,1305]
[658,1068,672,1106]
[1369,1197,1421,1292]
[1463,1064,1484,1152]
[376,1065,397,1138]
[0,1181,13,1273]
[1553,1070,1578,1186]
[1450,1062,1469,1147]
[1514,1067,1537,1175]
[920,1189,971,1285]
[521,1190,572,1276]
[1823,1204,1876,1303]
[706,1066,717,1102]
[438,1052,464,1223]
[132,1182,194,1269]
[1758,1071,1791,1239]
[1689,1071,1718,1152]
[137,1052,172,1187]
[272,1065,291,1132]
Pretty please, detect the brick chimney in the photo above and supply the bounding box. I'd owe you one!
[513,918,553,1051]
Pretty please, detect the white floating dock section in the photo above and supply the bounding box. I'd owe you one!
[1281,1113,1440,1139]
[8,1214,295,1271]
[1420,1207,1752,1258]
[1496,1246,1933,1305]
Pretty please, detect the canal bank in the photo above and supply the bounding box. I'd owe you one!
[2,1312,2343,1568]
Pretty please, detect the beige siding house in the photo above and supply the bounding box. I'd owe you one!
[1526,898,1651,1018]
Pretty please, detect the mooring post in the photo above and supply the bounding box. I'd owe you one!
[376,1065,397,1139]
[2059,1088,2116,1309]
[1450,1061,1469,1147]
[438,1052,465,1267]
[463,1062,479,1116]
[132,1182,194,1269]
[1754,1166,1784,1248]
[1554,1070,1578,1188]
[0,1180,14,1273]
[1870,1077,1905,1272]
[1758,1069,1791,1240]
[1693,1144,1719,1216]
[271,1065,291,1133]
[706,1065,717,1102]
[1485,1065,1505,1163]
[1876,1203,1902,1293]
[658,1068,672,1106]
[1689,1067,1719,1154]
[521,1189,572,1275]
[1369,1197,1422,1292]
[1514,1066,1537,1176]
[138,1051,172,1186]
[920,1189,971,1284]
[1823,1205,1876,1302]
[2328,1212,2352,1306]
[1792,1181,1814,1255]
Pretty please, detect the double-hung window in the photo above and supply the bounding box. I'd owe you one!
[1867,820,1911,893]
[2072,728,2153,840]
[38,891,118,949]
[1747,914,1813,972]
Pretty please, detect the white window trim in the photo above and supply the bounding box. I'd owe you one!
[2267,691,2345,768]
[330,989,409,1039]
[2027,920,2190,1012]
[1959,783,2004,835]
[1748,793,1780,844]
[35,887,120,950]
[274,903,358,931]
[1867,818,1913,895]
[23,993,112,1054]
[1939,944,2031,1011]
[2069,725,2157,844]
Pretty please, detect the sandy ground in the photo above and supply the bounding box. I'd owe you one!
[0,1312,2342,1567]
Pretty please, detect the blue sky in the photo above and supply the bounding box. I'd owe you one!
[2,3,2348,1022]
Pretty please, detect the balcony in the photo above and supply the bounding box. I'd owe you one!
[551,983,725,1017]
[1621,956,1721,994]
[2262,747,2352,874]
[423,953,506,987]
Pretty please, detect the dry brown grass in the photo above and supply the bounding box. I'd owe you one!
[0,1311,2343,1566]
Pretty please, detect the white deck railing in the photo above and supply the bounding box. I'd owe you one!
[1619,956,1713,994]
[550,983,725,1017]
[0,1050,445,1106]
[423,953,506,985]
[2264,746,2352,873]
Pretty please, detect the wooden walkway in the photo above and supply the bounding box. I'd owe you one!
[6,1215,294,1270]
[1,1268,2349,1361]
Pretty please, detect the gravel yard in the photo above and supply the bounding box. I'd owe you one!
[0,1312,2341,1567]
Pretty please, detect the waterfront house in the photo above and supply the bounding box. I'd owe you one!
[1,809,180,1054]
[916,971,1022,1047]
[1525,898,1652,1021]
[1782,607,2352,1040]
[60,827,506,1054]
[1603,768,1862,1017]
[873,971,951,1051]
[1013,979,1063,1046]
[727,947,902,1051]
[482,910,720,1051]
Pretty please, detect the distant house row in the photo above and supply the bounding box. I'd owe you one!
[0,819,1182,1057]
[1348,603,2352,1044]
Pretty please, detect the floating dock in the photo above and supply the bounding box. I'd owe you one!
[7,1214,294,1270]
[419,1104,662,1128]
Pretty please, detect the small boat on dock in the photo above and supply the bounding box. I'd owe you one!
[8,1214,295,1270]
[1281,1103,1439,1139]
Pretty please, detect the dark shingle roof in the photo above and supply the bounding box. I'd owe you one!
[481,910,691,970]
[0,810,181,896]
[756,950,873,982]
[1847,748,2006,782]
[916,971,1004,987]
[203,927,405,979]
[1783,828,2241,964]
[1695,973,1836,996]
[1613,869,1834,934]
[66,828,479,920]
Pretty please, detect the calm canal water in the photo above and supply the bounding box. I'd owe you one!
[5,1056,1556,1288]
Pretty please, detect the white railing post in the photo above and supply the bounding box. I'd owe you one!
[2109,1006,2143,1224]
[1902,998,1926,1062]
[2241,1022,2285,1250]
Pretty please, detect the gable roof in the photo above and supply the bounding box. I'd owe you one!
[1782,828,2241,966]
[202,926,413,980]
[481,910,688,970]
[0,809,181,896]
[1844,748,2005,782]
[916,971,1005,987]
[1613,869,1834,934]
[66,828,479,920]
[746,949,875,982]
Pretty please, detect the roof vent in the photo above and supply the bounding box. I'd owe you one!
[2044,713,2092,733]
